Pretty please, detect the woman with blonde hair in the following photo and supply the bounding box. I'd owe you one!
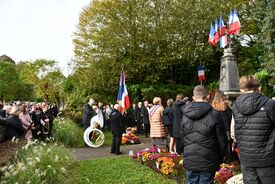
[149,97,167,149]
[212,90,232,158]
[19,104,33,139]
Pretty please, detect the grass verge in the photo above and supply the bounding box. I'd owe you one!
[75,157,177,184]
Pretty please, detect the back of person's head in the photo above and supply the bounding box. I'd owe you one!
[0,103,3,110]
[176,94,184,100]
[10,105,21,115]
[153,97,162,105]
[239,75,260,92]
[212,90,228,111]
[193,85,208,100]
[167,99,174,107]
[114,104,120,111]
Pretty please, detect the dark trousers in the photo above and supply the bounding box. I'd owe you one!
[143,124,150,138]
[186,170,215,184]
[111,135,122,154]
[176,137,183,154]
[241,165,275,184]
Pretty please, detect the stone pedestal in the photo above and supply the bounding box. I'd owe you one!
[219,48,241,101]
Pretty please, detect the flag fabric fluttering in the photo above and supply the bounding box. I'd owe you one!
[117,70,130,112]
[208,23,216,46]
[219,16,228,48]
[197,66,206,81]
[229,8,241,35]
[214,19,220,45]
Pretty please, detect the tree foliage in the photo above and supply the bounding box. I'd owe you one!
[69,0,274,107]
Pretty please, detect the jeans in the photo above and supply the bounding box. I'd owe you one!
[241,165,275,184]
[186,170,215,184]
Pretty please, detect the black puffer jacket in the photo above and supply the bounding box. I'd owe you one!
[232,93,275,167]
[172,100,185,137]
[180,102,227,172]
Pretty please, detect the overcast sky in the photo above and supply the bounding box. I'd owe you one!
[0,0,90,75]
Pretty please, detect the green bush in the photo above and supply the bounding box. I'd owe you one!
[0,141,74,184]
[52,118,85,148]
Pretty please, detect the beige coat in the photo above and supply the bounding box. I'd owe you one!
[149,105,167,138]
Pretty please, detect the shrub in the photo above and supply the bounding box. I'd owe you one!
[52,118,84,148]
[0,140,75,184]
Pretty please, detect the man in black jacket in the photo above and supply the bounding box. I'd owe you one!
[232,75,275,184]
[172,94,185,154]
[181,85,227,184]
[141,101,150,138]
[110,104,125,155]
[82,98,96,130]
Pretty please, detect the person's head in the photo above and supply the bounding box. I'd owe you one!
[9,105,21,116]
[110,104,114,109]
[176,94,184,101]
[167,99,174,107]
[212,90,228,111]
[20,104,29,114]
[41,102,48,113]
[114,104,121,111]
[132,104,136,109]
[153,97,162,105]
[88,98,96,106]
[98,102,103,108]
[0,103,3,110]
[3,105,12,114]
[272,97,275,101]
[144,101,149,107]
[239,75,260,93]
[138,102,142,108]
[192,85,208,102]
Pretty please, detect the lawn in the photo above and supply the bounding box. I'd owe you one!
[75,157,177,184]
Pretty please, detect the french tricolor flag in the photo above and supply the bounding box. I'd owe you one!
[117,69,130,112]
[219,16,228,48]
[208,23,215,46]
[214,19,220,45]
[197,66,206,81]
[229,9,241,35]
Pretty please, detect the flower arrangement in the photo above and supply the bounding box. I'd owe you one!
[214,162,241,184]
[133,146,184,177]
[121,128,140,145]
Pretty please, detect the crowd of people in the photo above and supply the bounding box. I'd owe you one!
[82,75,275,184]
[0,102,58,142]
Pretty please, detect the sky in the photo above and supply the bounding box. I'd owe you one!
[0,0,90,75]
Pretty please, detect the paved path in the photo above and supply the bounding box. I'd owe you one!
[72,137,152,161]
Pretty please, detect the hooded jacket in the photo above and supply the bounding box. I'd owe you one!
[172,100,185,137]
[232,93,275,167]
[180,102,227,172]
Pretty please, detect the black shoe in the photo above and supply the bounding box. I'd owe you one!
[116,152,123,155]
[110,151,115,154]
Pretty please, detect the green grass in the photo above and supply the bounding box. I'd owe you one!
[75,157,177,184]
[53,118,113,148]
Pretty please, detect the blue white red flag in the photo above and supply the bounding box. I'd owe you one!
[208,23,215,46]
[214,19,220,45]
[117,70,130,112]
[219,16,228,48]
[229,8,241,35]
[197,66,206,81]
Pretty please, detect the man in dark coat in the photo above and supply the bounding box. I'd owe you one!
[181,85,227,184]
[110,104,125,155]
[232,75,275,184]
[172,94,185,154]
[82,98,96,130]
[6,106,26,139]
[141,101,150,138]
[135,102,143,134]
